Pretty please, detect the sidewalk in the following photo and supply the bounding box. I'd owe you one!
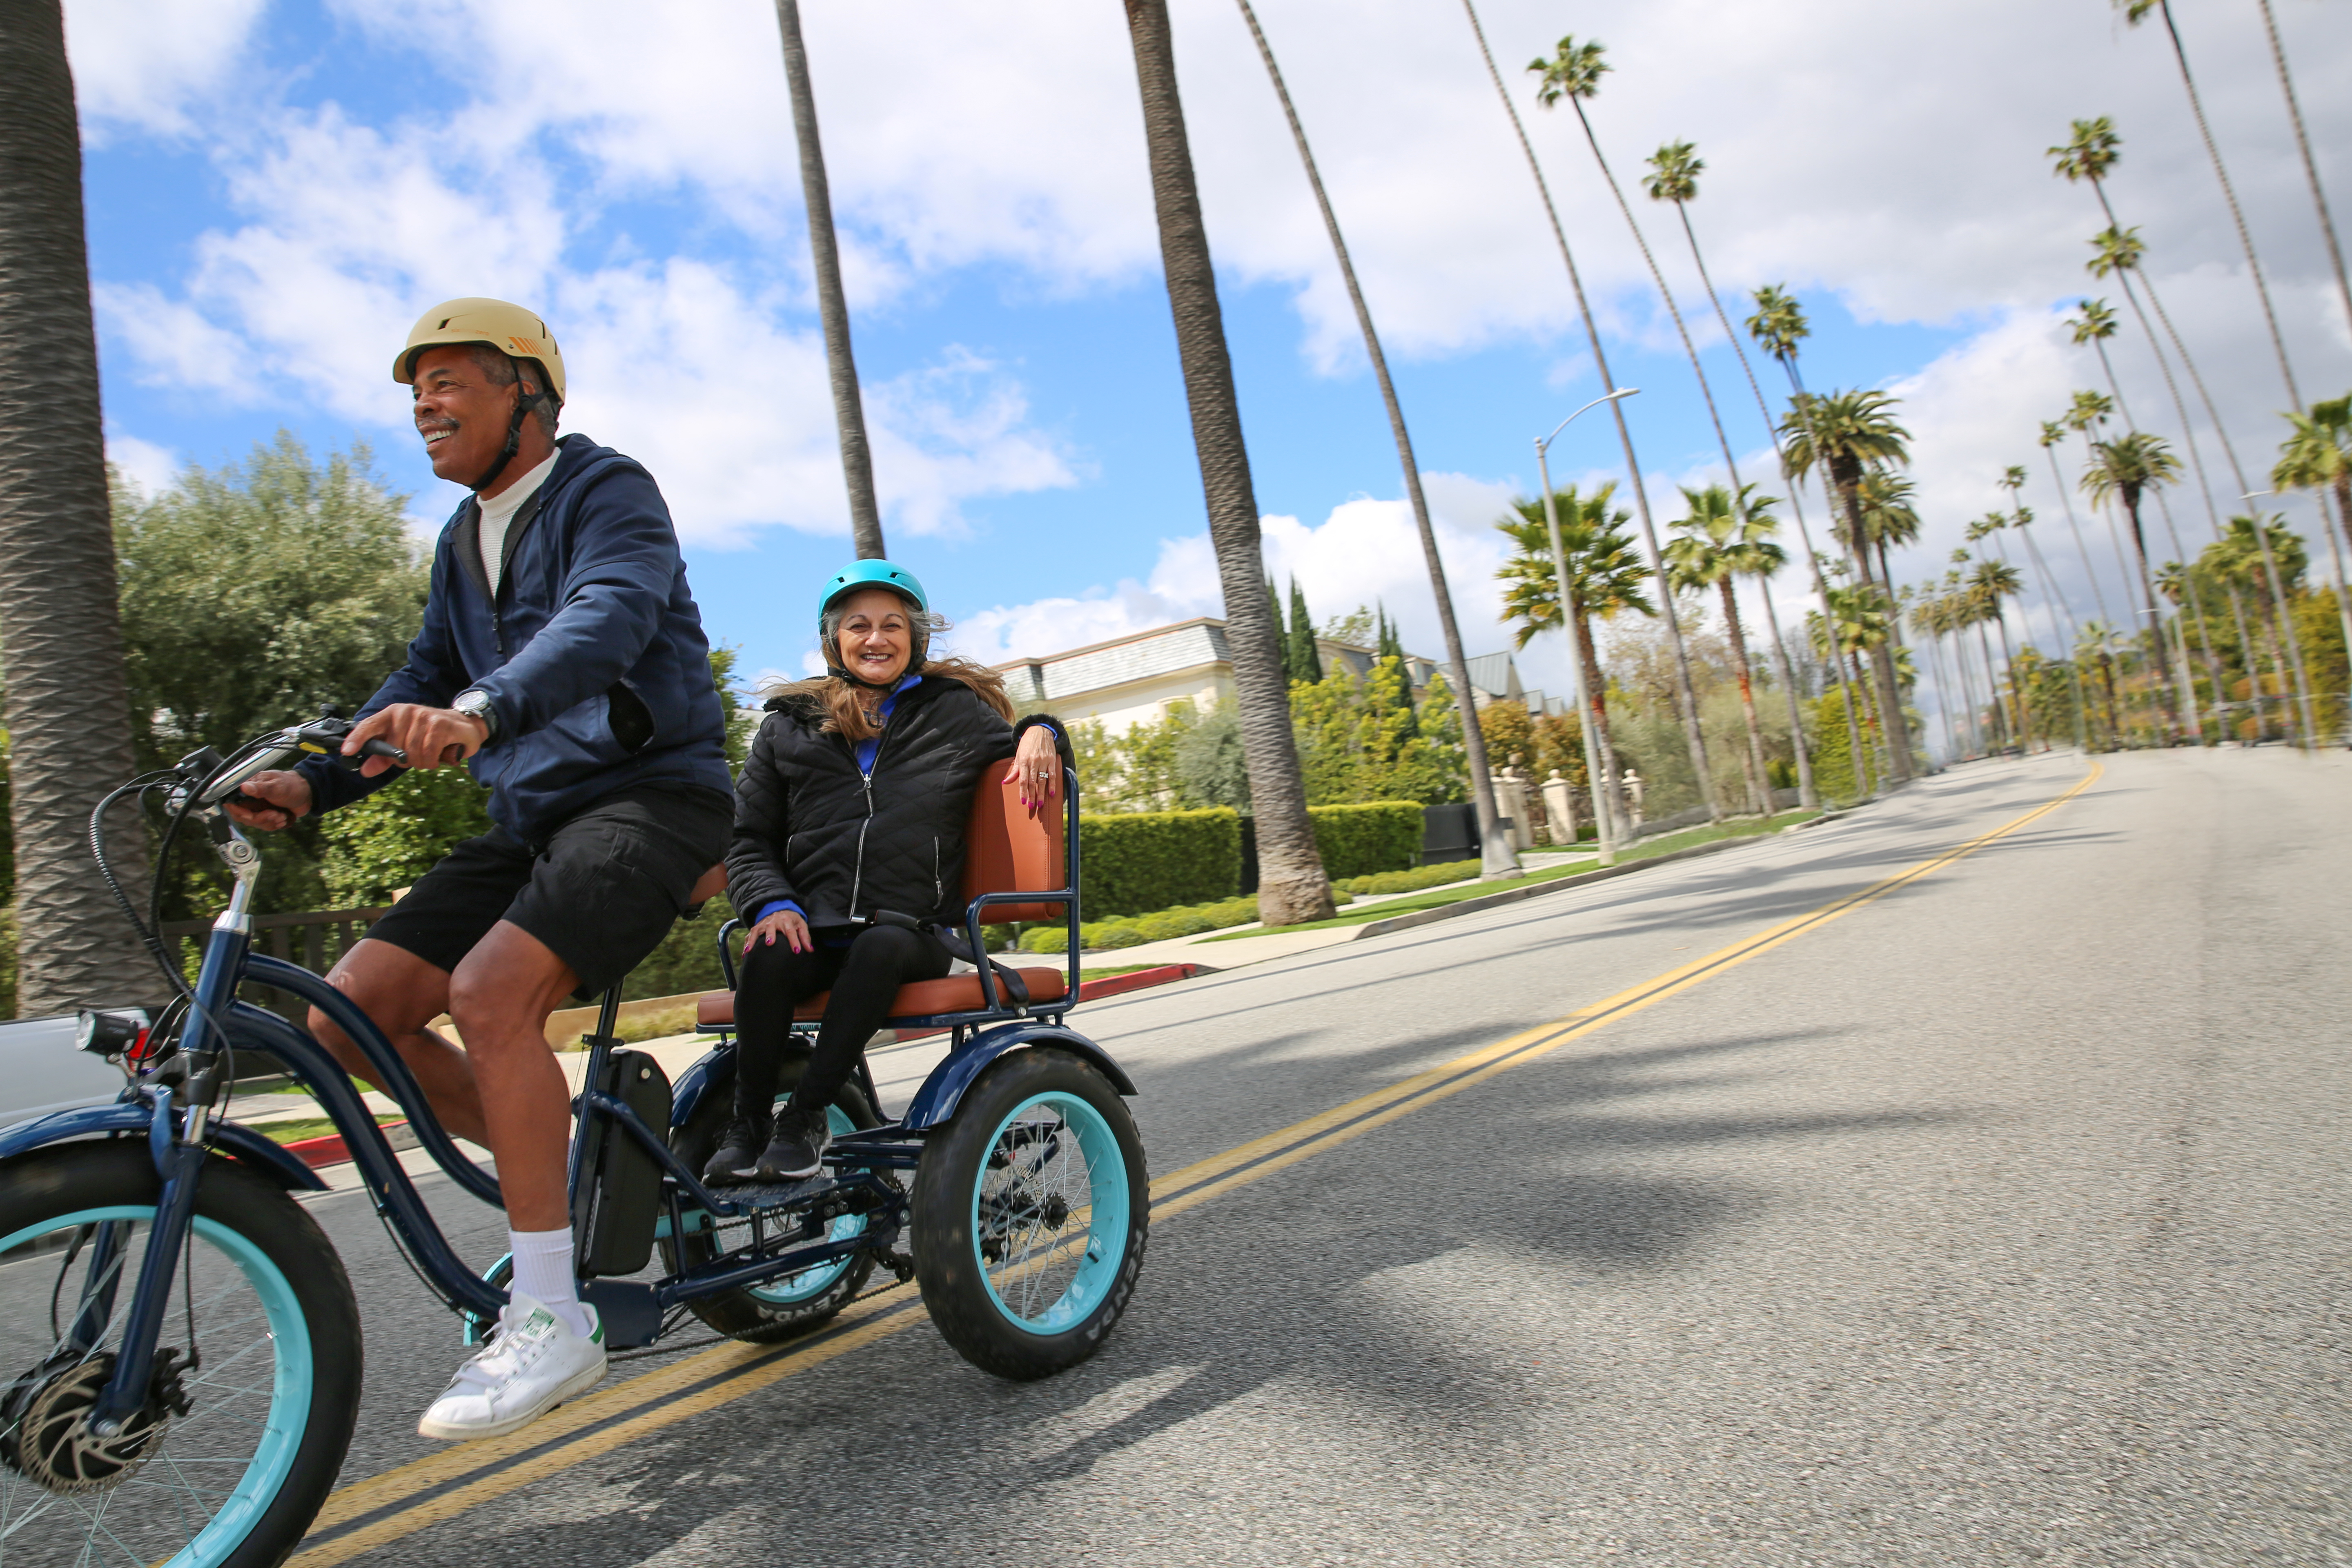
[1076,851,1591,971]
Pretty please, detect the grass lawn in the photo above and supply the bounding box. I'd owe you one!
[251,1112,406,1145]
[1204,809,1822,939]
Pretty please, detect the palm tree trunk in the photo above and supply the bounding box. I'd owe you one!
[2148,1,2300,402]
[1235,0,1515,875]
[1973,621,2007,749]
[1673,203,1818,808]
[1122,0,1331,924]
[773,0,883,559]
[1833,470,1915,778]
[2256,0,2352,336]
[1458,0,1719,821]
[1572,602,1625,827]
[2119,490,2181,734]
[2016,525,2093,750]
[1718,579,1770,811]
[1994,613,2033,751]
[1781,381,1879,788]
[0,0,159,1013]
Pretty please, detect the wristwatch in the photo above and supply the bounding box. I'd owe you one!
[452,688,499,742]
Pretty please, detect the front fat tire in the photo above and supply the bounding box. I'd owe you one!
[0,1140,361,1568]
[912,1047,1148,1381]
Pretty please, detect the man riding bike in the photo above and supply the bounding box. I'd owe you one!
[228,298,734,1441]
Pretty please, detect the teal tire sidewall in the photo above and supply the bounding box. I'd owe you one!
[0,1143,360,1568]
[968,1091,1131,1335]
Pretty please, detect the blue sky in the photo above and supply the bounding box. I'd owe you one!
[66,0,2352,727]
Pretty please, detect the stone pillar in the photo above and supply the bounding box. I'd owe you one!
[1542,770,1578,847]
[1621,769,1645,829]
[1496,758,1532,851]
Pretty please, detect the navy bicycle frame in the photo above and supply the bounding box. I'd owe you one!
[43,760,1125,1413]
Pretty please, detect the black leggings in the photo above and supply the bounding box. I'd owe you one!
[732,924,953,1118]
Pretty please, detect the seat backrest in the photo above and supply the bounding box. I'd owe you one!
[961,757,1069,924]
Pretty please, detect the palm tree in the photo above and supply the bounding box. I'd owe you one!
[1777,388,1917,779]
[2041,417,2122,635]
[1121,0,1331,923]
[0,0,158,1013]
[1454,4,1722,822]
[2275,396,2352,673]
[2077,619,2129,746]
[1494,483,1655,825]
[1643,140,1818,808]
[1809,581,1893,790]
[2114,1,2301,403]
[2082,431,2187,736]
[2069,238,2231,743]
[1747,289,1885,784]
[1234,0,1516,876]
[2254,0,2352,341]
[773,0,882,558]
[1855,469,1921,609]
[1666,484,1783,812]
[1969,556,2031,752]
[2001,470,2094,750]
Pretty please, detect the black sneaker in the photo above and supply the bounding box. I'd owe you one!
[702,1111,771,1185]
[755,1105,831,1181]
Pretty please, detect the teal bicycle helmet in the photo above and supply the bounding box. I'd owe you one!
[818,559,933,686]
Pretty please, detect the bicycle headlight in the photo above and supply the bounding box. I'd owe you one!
[74,1008,152,1061]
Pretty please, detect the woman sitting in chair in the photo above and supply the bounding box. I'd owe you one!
[711,559,1067,1184]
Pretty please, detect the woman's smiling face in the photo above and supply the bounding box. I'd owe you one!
[835,587,915,686]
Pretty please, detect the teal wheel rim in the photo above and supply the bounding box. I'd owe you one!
[968,1091,1130,1335]
[746,1102,866,1305]
[0,1205,313,1568]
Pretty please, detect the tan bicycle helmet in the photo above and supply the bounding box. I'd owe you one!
[395,298,565,490]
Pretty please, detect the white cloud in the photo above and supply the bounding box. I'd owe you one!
[103,430,180,497]
[62,0,268,138]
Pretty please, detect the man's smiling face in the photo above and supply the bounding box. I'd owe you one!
[410,344,523,486]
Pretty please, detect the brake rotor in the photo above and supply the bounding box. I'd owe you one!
[0,1353,170,1496]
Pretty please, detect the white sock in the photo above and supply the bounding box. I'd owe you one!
[508,1228,593,1338]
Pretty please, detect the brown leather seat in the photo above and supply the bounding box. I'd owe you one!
[698,755,1071,1032]
[695,966,1068,1030]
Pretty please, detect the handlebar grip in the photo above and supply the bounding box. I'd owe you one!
[357,737,409,764]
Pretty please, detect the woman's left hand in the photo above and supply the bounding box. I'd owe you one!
[1005,726,1062,817]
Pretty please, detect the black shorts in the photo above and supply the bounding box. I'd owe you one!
[364,784,734,998]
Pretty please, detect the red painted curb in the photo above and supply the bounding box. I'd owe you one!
[281,1121,407,1170]
[1076,962,1206,1001]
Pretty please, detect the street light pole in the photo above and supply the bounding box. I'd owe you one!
[1536,387,1639,868]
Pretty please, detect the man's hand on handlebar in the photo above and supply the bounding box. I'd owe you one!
[347,704,489,776]
[744,909,812,956]
[225,771,314,832]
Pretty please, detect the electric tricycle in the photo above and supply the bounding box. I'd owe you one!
[0,714,1144,1567]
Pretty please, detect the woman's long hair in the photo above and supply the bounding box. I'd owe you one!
[756,628,1014,740]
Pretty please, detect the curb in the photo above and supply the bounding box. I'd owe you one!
[1349,813,1847,942]
[280,1119,417,1169]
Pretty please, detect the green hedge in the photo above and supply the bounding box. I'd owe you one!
[1079,808,1243,918]
[1308,801,1423,881]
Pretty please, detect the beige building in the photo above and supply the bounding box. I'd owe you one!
[993,617,1555,735]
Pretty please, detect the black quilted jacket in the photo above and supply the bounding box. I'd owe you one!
[725,676,1058,929]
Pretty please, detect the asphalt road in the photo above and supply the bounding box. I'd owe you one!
[213,749,2352,1563]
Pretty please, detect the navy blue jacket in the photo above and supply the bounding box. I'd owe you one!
[299,434,733,843]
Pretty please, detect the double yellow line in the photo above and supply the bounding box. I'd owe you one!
[291,762,2098,1566]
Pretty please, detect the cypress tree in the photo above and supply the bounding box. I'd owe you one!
[1287,577,1323,683]
[1266,575,1292,682]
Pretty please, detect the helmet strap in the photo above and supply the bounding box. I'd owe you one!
[468,376,540,493]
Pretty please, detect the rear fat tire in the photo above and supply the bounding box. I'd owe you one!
[664,1050,883,1343]
[911,1047,1148,1381]
[0,1140,362,1568]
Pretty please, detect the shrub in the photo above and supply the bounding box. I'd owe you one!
[1332,859,1479,897]
[1079,807,1242,918]
[1307,802,1423,880]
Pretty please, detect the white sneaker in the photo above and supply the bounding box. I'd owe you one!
[416,1293,606,1442]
